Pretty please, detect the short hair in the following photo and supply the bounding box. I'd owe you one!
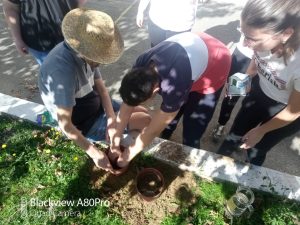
[119,68,159,106]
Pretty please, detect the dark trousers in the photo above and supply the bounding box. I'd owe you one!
[217,77,300,165]
[161,89,223,149]
[148,19,191,47]
[217,48,252,126]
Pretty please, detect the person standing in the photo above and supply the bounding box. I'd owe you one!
[3,0,87,65]
[217,0,300,166]
[212,35,253,141]
[136,0,198,47]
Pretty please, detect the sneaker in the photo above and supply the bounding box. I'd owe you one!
[212,124,225,142]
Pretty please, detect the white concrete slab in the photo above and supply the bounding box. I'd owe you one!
[145,139,300,201]
[0,93,46,122]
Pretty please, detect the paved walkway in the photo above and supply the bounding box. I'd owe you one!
[0,0,299,177]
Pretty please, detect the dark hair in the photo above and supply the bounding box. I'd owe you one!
[119,68,159,106]
[242,0,300,63]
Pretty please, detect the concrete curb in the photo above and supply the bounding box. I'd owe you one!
[0,92,299,201]
[0,93,46,122]
[145,139,300,201]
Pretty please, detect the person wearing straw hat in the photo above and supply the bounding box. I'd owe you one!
[39,8,150,173]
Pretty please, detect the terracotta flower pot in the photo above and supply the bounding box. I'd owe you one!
[136,168,165,201]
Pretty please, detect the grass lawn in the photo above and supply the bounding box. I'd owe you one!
[0,114,299,225]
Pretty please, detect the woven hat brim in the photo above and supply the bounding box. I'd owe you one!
[62,8,124,64]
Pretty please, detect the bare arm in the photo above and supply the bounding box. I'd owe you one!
[117,108,178,167]
[240,88,300,149]
[3,0,28,55]
[246,58,257,77]
[136,0,151,27]
[111,103,135,148]
[56,106,114,171]
[94,77,117,142]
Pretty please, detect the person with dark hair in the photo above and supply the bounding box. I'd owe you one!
[111,32,231,168]
[217,0,300,166]
[119,68,159,106]
[3,0,87,65]
[39,9,150,173]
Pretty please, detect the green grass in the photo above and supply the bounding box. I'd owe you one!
[161,180,300,225]
[0,114,299,225]
[0,115,125,225]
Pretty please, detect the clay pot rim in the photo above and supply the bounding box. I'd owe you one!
[136,167,165,201]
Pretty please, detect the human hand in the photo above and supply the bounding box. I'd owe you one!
[116,147,131,168]
[240,126,264,149]
[14,38,28,55]
[107,145,129,175]
[87,145,114,172]
[107,145,122,163]
[136,12,144,27]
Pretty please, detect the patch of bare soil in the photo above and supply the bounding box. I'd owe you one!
[89,157,200,225]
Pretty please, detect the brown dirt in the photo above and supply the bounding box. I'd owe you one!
[89,157,200,225]
[136,169,164,198]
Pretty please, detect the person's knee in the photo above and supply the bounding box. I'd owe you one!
[133,105,149,114]
[128,111,151,131]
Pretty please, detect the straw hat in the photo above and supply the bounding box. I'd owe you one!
[62,8,124,64]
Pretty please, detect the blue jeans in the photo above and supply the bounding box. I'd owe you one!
[28,48,49,65]
[85,100,120,142]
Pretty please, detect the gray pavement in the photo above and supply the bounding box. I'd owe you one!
[0,0,299,176]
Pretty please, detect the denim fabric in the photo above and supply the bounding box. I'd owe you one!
[28,48,50,65]
[85,100,120,142]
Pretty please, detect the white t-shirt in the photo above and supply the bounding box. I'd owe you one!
[165,32,208,81]
[254,48,300,104]
[148,0,198,32]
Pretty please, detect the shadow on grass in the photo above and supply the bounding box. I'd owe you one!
[60,152,191,225]
[0,115,49,204]
[0,114,187,224]
[55,154,186,224]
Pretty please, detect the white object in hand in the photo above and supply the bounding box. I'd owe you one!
[228,72,251,96]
